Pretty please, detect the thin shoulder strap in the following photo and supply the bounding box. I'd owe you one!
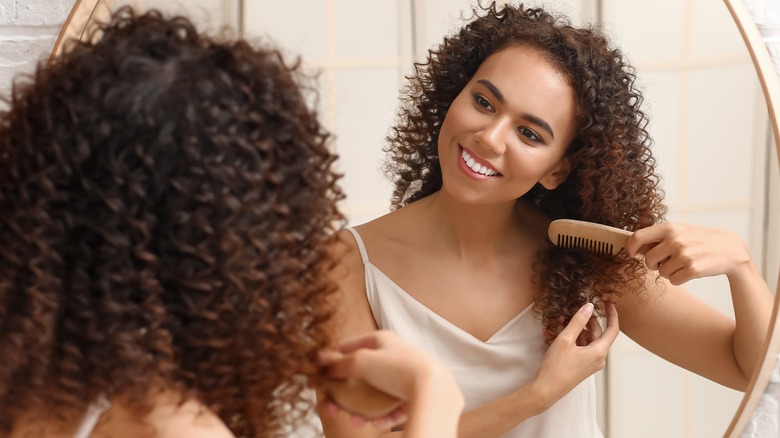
[345,227,370,264]
[72,394,111,438]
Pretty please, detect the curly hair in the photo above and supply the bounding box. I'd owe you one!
[384,2,666,342]
[0,7,343,437]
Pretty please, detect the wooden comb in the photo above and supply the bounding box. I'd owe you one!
[548,219,653,255]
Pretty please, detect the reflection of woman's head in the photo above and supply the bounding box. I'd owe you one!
[385,2,666,340]
[0,7,342,435]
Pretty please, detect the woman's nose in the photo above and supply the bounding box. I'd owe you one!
[474,120,508,157]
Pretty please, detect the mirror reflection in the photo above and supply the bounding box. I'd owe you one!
[245,2,778,438]
[246,2,777,438]
[3,1,777,438]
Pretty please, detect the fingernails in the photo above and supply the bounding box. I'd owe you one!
[582,302,594,317]
[318,350,342,363]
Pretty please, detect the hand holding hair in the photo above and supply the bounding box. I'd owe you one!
[320,330,464,435]
[532,302,619,409]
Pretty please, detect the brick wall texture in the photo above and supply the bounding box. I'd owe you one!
[0,0,76,98]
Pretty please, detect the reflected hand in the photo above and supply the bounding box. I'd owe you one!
[320,330,463,429]
[534,302,619,407]
[626,222,751,285]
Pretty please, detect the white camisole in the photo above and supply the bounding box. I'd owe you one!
[347,227,602,438]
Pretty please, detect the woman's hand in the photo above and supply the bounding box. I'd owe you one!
[532,302,619,409]
[320,330,464,432]
[626,222,751,285]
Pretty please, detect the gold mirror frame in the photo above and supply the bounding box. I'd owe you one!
[50,0,780,436]
[723,0,780,435]
[49,0,114,62]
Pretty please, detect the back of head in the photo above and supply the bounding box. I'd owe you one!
[0,6,342,435]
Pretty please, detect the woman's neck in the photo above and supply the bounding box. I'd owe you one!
[419,191,528,259]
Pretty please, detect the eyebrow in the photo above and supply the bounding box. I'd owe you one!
[476,79,556,140]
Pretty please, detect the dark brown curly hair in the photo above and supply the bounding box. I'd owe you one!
[384,2,667,342]
[0,7,343,437]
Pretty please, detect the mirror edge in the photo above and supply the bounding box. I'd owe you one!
[49,0,108,62]
[723,0,780,436]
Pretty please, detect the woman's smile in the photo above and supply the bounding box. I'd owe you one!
[459,146,502,178]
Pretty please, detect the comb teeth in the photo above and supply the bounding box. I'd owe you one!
[556,233,614,255]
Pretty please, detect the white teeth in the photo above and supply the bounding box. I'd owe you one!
[460,148,498,176]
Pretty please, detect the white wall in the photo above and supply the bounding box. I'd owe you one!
[0,0,238,101]
[602,1,767,436]
[0,0,75,99]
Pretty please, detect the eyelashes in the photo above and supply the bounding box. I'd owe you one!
[473,93,494,111]
[471,93,545,145]
[519,127,543,144]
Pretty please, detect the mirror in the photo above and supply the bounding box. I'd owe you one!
[49,0,110,61]
[722,0,780,435]
[41,0,780,437]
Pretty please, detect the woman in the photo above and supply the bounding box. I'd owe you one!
[320,3,773,437]
[0,7,462,438]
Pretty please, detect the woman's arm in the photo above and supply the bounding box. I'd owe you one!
[621,222,774,390]
[318,231,393,437]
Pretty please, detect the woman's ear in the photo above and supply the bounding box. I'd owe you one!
[539,157,571,190]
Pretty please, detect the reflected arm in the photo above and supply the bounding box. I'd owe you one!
[617,252,773,390]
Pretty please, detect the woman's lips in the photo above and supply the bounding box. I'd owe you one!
[459,146,501,177]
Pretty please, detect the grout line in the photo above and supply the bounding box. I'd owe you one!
[637,53,751,71]
[681,4,694,435]
[302,57,402,70]
[324,0,336,135]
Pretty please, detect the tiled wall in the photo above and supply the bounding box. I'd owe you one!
[603,0,769,436]
[245,0,413,225]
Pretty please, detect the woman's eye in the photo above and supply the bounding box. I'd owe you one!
[473,94,494,111]
[519,127,542,143]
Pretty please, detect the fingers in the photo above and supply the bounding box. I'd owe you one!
[585,315,603,341]
[323,349,371,380]
[322,399,409,430]
[592,302,619,347]
[558,302,594,343]
[337,332,384,354]
[369,405,409,429]
[626,225,665,256]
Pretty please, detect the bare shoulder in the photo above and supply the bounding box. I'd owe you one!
[327,227,380,338]
[145,398,234,438]
[83,392,234,438]
[356,203,432,256]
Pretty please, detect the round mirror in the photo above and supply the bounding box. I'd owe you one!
[240,2,779,436]
[42,0,780,437]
